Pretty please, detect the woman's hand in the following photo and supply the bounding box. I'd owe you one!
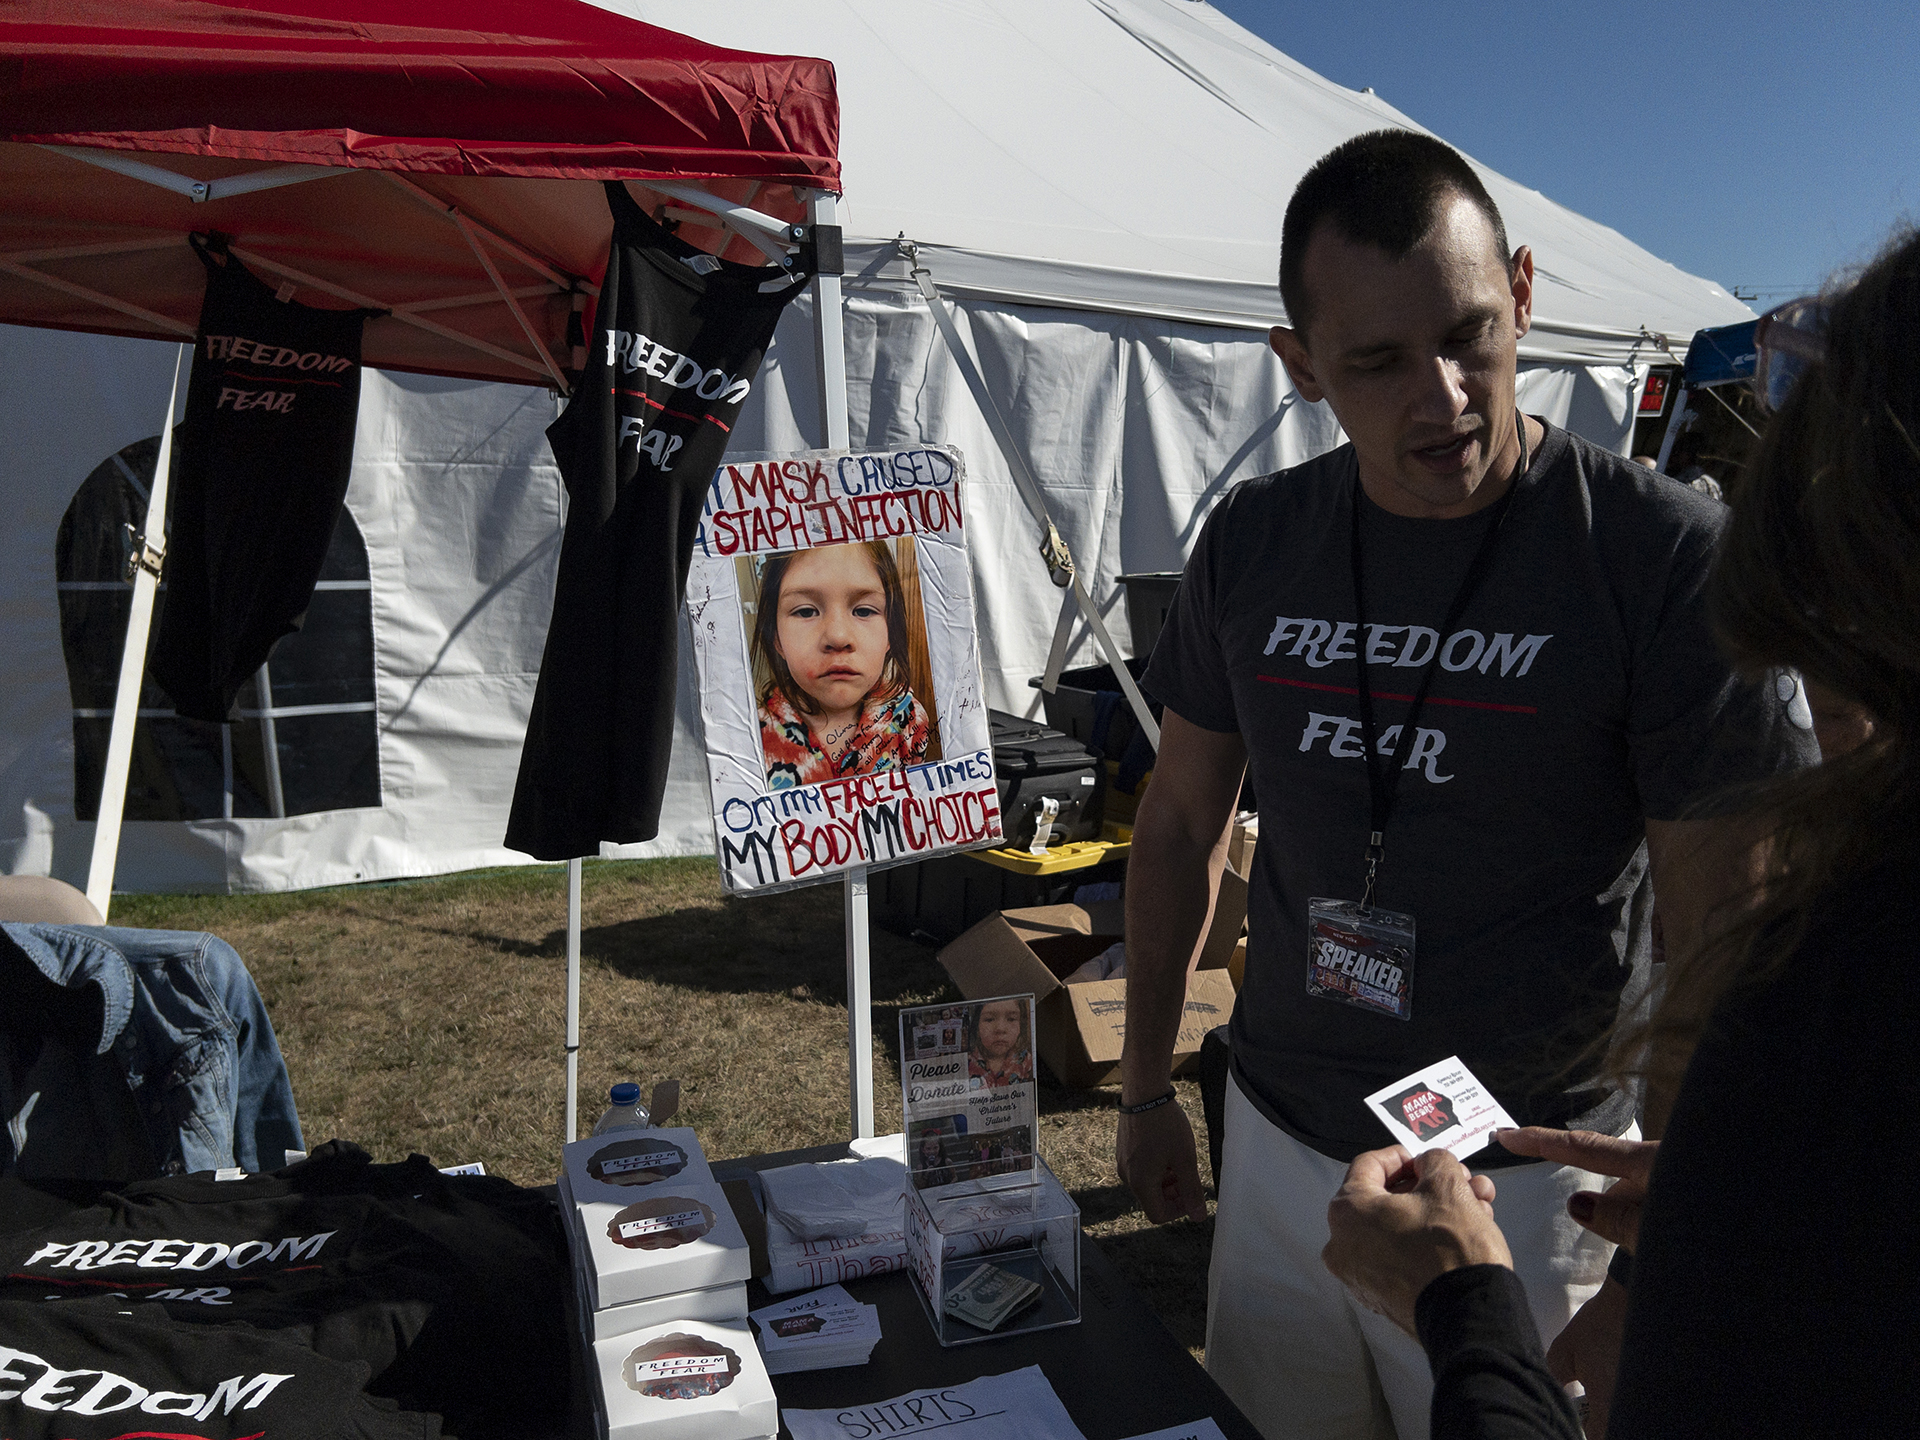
[1323,1146,1513,1338]
[1494,1128,1658,1251]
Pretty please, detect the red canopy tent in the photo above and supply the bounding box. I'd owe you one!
[0,0,865,1139]
[0,0,840,386]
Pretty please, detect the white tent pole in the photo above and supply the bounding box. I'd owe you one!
[254,661,287,818]
[86,342,189,920]
[566,856,583,1144]
[808,189,875,1141]
[1653,386,1691,474]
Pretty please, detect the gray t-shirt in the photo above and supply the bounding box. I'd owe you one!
[1144,422,1815,1161]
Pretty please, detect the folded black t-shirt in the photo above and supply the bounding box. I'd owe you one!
[0,1143,568,1440]
[0,1296,438,1440]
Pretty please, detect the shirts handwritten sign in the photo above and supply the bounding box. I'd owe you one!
[782,1366,1085,1440]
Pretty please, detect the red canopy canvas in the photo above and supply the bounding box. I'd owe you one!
[0,0,841,383]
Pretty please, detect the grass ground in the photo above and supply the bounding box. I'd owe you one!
[114,858,1218,1357]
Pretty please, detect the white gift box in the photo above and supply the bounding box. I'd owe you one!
[568,1243,750,1342]
[563,1128,716,1206]
[593,1319,778,1440]
[565,1173,751,1310]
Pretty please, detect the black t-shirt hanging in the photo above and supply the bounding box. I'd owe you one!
[150,236,374,723]
[505,182,811,860]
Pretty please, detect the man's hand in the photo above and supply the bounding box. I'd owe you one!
[1547,1277,1629,1439]
[1323,1146,1512,1338]
[1117,1100,1207,1224]
[1495,1127,1657,1251]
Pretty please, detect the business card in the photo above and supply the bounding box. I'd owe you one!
[1362,1056,1515,1159]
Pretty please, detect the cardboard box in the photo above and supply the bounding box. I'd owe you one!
[1227,815,1259,878]
[572,1262,749,1343]
[936,881,1244,1088]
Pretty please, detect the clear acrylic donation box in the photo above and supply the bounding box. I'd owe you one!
[903,1155,1081,1347]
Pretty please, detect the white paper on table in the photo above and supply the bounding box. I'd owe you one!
[1118,1420,1229,1440]
[1362,1055,1517,1159]
[783,1365,1086,1440]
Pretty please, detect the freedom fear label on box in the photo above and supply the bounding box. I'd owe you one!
[1362,1056,1516,1159]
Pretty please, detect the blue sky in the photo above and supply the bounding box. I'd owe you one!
[1209,0,1919,306]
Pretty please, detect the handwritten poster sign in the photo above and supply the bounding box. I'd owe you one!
[685,446,1001,893]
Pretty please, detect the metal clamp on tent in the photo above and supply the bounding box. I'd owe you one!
[899,237,1161,750]
[121,524,165,583]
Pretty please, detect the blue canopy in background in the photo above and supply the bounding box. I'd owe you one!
[1683,319,1759,388]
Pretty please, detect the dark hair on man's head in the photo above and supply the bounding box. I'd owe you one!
[1280,130,1511,338]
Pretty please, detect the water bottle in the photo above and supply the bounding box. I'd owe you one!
[591,1081,651,1135]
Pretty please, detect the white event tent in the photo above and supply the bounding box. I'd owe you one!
[0,0,1753,894]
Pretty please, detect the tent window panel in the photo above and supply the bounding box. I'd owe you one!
[265,588,375,709]
[270,714,382,815]
[57,436,384,823]
[69,716,257,823]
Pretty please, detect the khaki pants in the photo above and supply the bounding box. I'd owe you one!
[1205,1074,1625,1440]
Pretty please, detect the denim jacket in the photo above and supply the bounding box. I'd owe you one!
[0,924,303,1179]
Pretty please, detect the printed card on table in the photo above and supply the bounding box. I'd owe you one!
[1362,1056,1516,1159]
[684,446,1002,895]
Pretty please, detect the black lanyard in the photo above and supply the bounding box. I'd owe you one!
[1349,420,1527,908]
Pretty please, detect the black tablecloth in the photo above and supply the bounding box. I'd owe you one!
[713,1144,1260,1440]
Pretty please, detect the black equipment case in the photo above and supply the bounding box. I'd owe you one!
[989,708,1106,849]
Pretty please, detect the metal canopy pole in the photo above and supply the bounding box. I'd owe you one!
[85,343,189,920]
[807,189,874,1142]
[565,856,583,1143]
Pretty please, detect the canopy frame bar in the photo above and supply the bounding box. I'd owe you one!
[44,145,347,203]
[0,256,195,337]
[7,236,181,265]
[450,209,569,392]
[227,243,555,380]
[377,171,587,293]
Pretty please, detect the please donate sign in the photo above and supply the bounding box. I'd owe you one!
[684,445,1001,894]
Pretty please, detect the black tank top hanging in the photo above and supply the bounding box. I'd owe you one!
[150,235,376,723]
[506,183,813,860]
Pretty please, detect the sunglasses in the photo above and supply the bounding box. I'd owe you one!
[1753,296,1828,414]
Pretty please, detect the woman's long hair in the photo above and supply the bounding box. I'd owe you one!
[751,541,910,717]
[1612,227,1920,1089]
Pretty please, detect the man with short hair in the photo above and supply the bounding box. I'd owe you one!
[1115,131,1812,1440]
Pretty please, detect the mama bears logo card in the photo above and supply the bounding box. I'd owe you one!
[1362,1056,1516,1159]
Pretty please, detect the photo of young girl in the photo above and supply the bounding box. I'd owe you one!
[967,996,1034,1088]
[748,539,936,790]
